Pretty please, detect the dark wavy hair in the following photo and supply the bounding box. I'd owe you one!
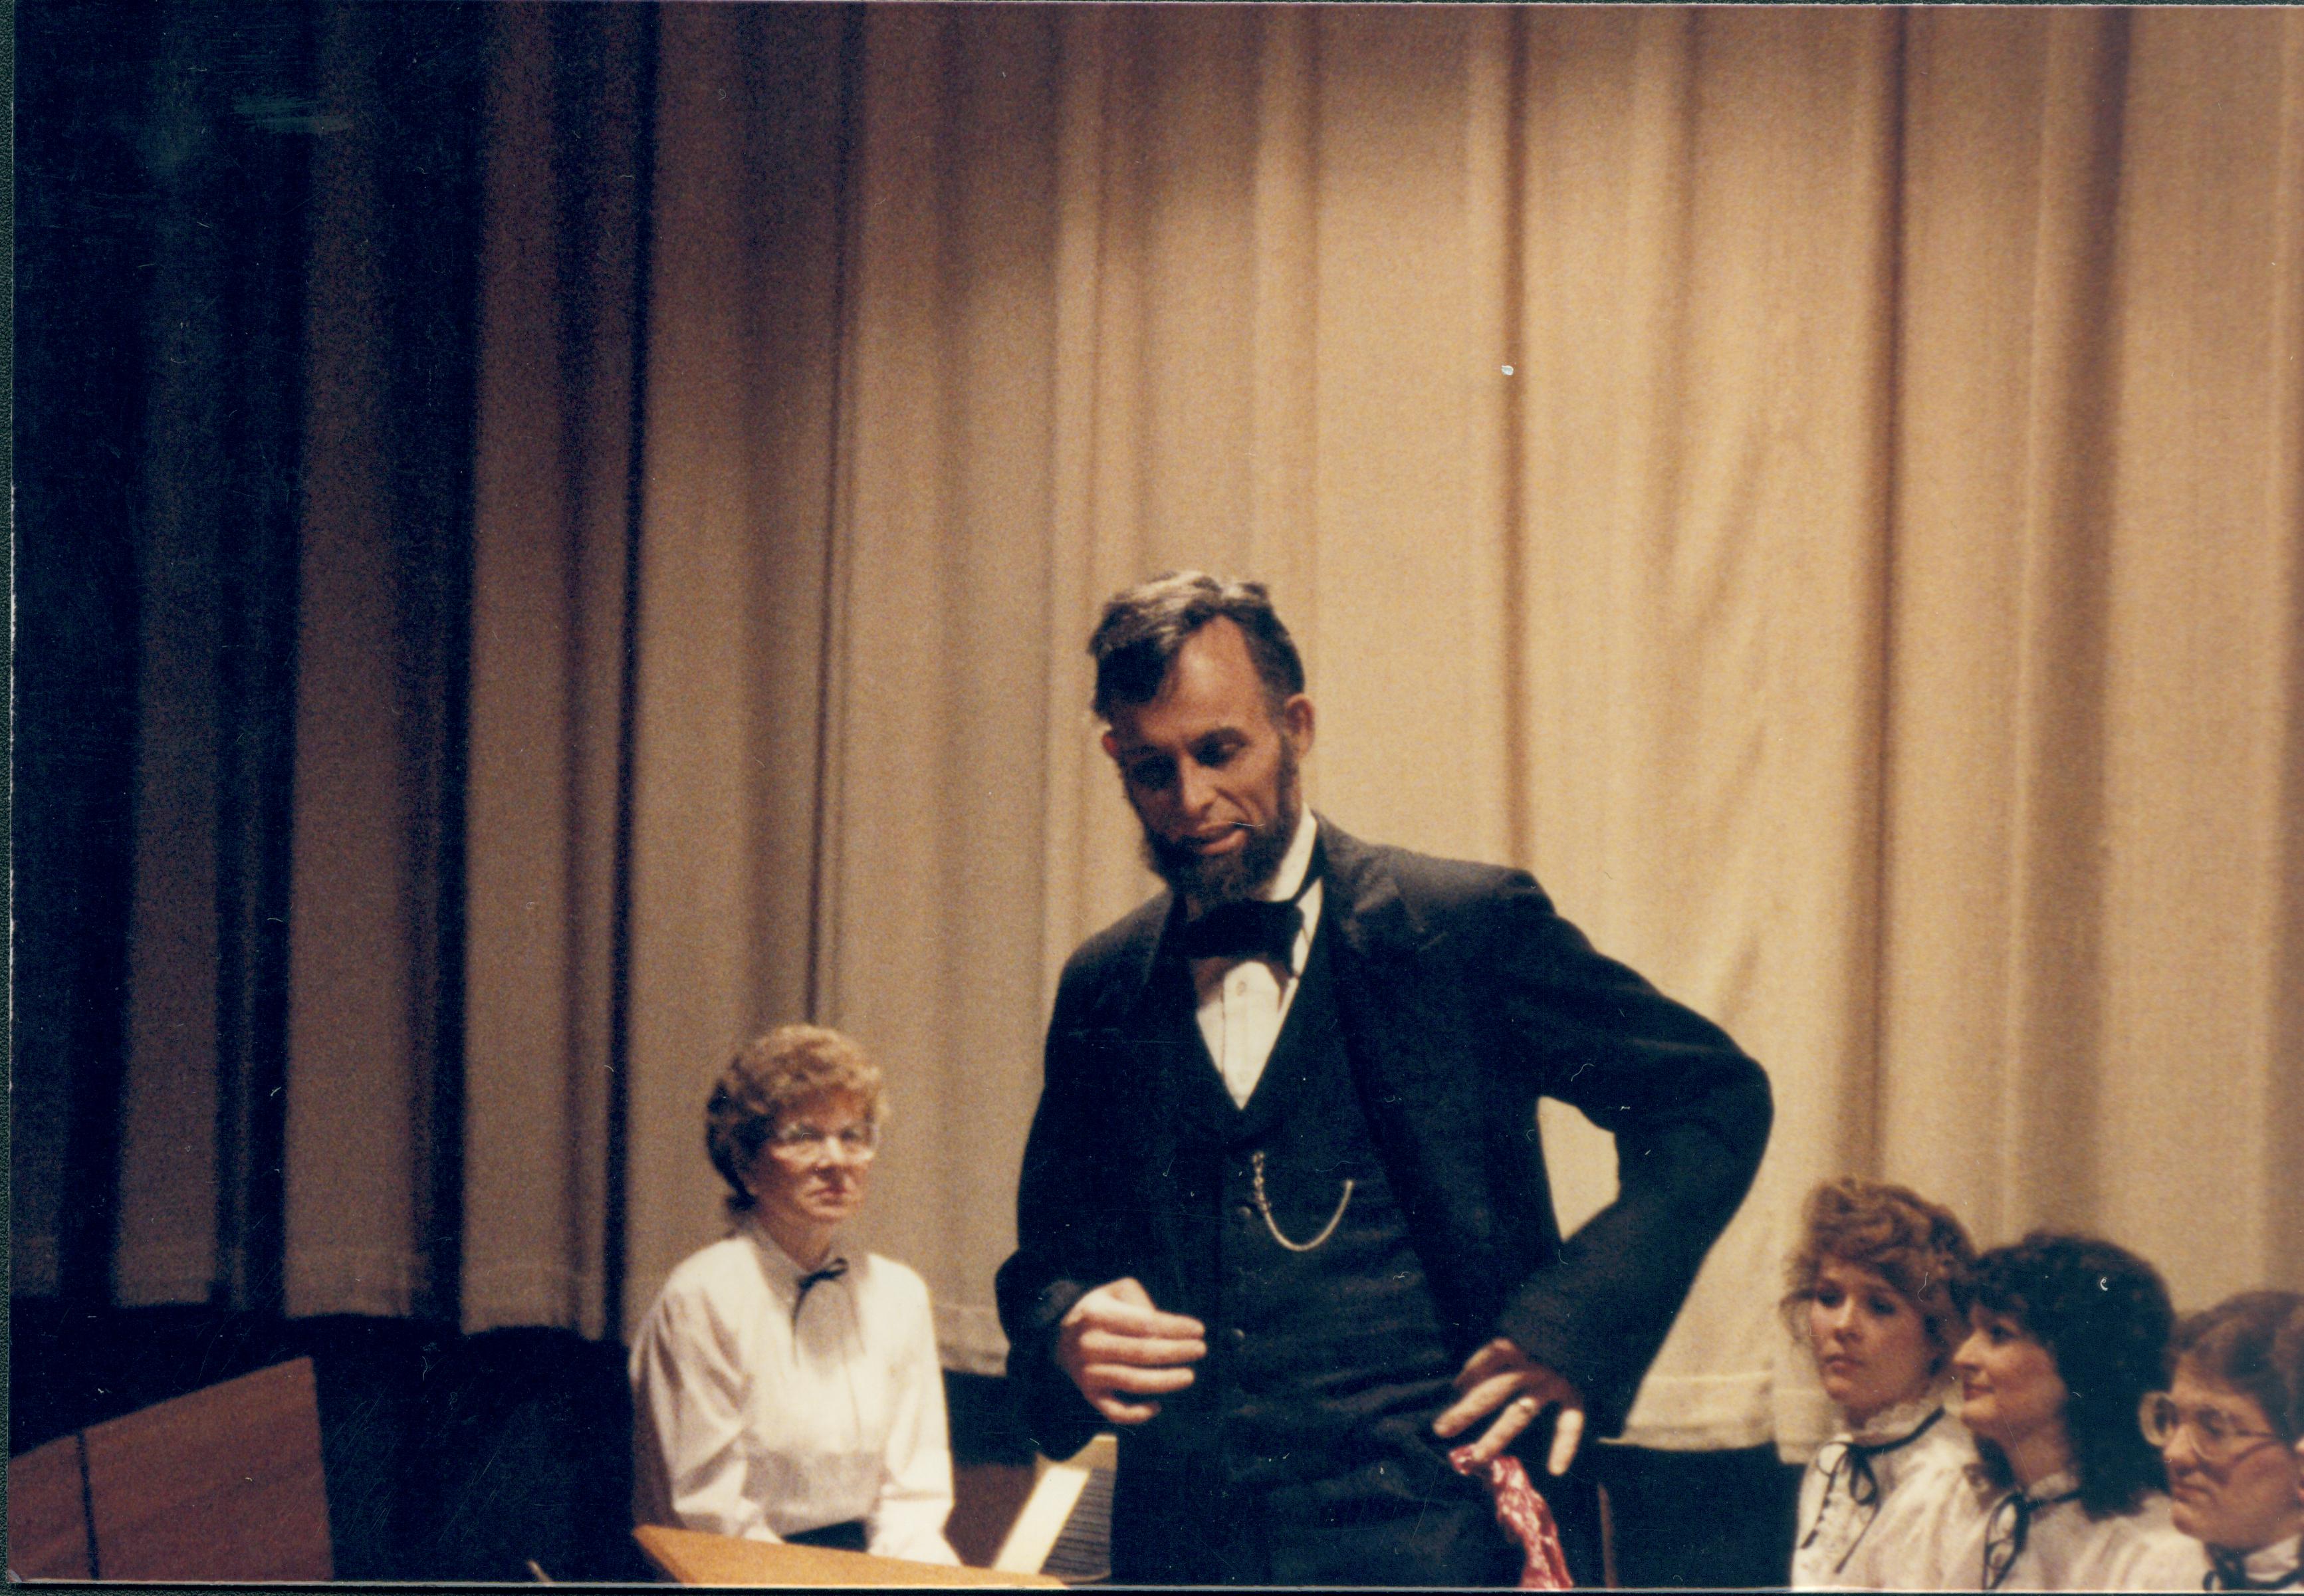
[1959,1232,2174,1518]
[2174,1291,2304,1448]
[1088,571,1306,721]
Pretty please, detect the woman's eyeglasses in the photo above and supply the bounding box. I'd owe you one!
[2138,1392,2284,1468]
[766,1121,879,1164]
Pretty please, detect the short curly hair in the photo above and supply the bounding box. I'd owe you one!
[2172,1290,2304,1448]
[705,1025,885,1214]
[1960,1232,2174,1518]
[1781,1177,1976,1376]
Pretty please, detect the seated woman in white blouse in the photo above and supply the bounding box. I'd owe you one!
[1781,1177,1979,1588]
[1865,1232,2205,1591]
[629,1025,960,1565]
[2149,1291,2304,1591]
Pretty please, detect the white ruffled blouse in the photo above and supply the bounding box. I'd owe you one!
[1862,1461,2211,1591]
[1792,1390,1974,1588]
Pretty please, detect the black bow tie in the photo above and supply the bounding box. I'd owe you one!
[1799,1409,1948,1565]
[2209,1549,2304,1591]
[1843,1407,1945,1506]
[1179,897,1303,966]
[1982,1486,2079,1590]
[792,1258,848,1326]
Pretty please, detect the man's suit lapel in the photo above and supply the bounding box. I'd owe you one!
[1095,895,1198,1298]
[1320,821,1502,1343]
[1321,820,1464,1107]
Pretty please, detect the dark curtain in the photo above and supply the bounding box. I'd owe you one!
[10,7,659,1578]
[13,0,164,1311]
[11,0,488,1316]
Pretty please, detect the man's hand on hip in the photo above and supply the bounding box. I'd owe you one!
[1432,1337,1587,1476]
[1056,1277,1207,1425]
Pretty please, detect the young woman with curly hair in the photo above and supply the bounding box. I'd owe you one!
[1867,1232,2206,1590]
[2152,1292,2304,1589]
[1780,1178,1978,1587]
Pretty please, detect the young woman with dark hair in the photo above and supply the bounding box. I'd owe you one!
[1863,1232,2206,1590]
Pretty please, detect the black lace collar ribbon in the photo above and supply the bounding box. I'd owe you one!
[792,1256,849,1327]
[1982,1482,2081,1590]
[1799,1405,1949,1571]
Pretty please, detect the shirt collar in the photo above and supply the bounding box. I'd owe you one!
[2020,1467,2080,1504]
[1966,1463,2081,1510]
[1257,808,1320,902]
[1844,1388,1953,1448]
[2235,1534,2303,1585]
[741,1216,849,1294]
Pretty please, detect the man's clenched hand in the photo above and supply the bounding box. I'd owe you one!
[1055,1278,1208,1425]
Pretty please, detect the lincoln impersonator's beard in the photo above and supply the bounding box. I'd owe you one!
[1139,733,1302,907]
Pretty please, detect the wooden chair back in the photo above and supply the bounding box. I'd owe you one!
[80,1355,333,1581]
[6,1432,93,1579]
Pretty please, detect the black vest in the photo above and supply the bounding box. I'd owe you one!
[1113,910,1513,1586]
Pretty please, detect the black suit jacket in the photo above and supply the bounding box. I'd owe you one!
[995,818,1772,1463]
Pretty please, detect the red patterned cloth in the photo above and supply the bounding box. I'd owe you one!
[1448,1444,1575,1589]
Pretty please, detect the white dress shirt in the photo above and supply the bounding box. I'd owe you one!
[1793,1391,1973,1588]
[628,1218,959,1564]
[1863,1462,2210,1591]
[1192,808,1322,1109]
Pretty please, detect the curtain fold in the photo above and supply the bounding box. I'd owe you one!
[112,3,315,1310]
[460,1,651,1337]
[284,0,487,1324]
[1882,7,2304,1298]
[615,2,855,1347]
[1506,5,1907,1449]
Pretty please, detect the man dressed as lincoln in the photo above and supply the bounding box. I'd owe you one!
[996,572,1772,1585]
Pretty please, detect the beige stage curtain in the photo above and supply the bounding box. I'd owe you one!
[391,2,2304,1454]
[1873,6,2304,1421]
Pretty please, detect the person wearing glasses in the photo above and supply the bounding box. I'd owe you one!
[1864,1232,2203,1590]
[2147,1291,2304,1590]
[629,1025,961,1565]
[1780,1177,1978,1587]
